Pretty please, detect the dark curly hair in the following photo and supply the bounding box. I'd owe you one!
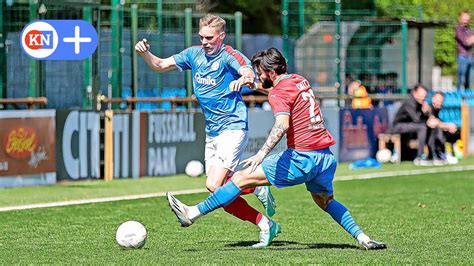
[251,47,287,75]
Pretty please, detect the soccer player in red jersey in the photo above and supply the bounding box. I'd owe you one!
[167,48,387,250]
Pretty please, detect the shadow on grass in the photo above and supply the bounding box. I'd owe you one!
[221,240,359,250]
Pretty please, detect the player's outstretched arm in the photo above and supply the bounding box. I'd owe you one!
[135,38,176,73]
[242,114,289,173]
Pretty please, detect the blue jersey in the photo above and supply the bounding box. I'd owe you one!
[173,45,249,137]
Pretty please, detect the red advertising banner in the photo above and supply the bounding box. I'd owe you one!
[0,111,56,177]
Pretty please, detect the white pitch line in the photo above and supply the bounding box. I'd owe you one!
[1,165,473,212]
[335,164,474,181]
[0,188,208,212]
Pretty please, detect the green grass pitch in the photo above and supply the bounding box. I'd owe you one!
[0,169,472,263]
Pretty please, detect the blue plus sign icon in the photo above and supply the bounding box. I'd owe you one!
[21,20,98,60]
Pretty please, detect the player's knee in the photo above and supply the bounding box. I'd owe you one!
[230,171,245,188]
[205,180,220,192]
[311,193,333,210]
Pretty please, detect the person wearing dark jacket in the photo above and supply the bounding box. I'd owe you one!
[426,92,458,165]
[390,85,430,165]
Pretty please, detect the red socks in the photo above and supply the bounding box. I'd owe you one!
[223,197,263,225]
[221,175,260,225]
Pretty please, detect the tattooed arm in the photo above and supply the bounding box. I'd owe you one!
[242,114,290,173]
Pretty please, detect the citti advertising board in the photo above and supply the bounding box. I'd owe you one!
[0,110,56,187]
[55,110,100,181]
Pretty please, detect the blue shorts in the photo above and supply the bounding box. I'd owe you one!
[261,148,337,195]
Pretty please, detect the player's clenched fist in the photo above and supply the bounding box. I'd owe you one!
[229,75,254,92]
[135,38,150,54]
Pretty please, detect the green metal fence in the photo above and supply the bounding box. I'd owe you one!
[282,0,408,97]
[0,0,241,109]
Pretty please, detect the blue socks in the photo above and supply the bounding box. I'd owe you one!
[196,182,364,240]
[325,200,363,239]
[197,180,241,215]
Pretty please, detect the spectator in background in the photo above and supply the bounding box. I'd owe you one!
[455,11,474,90]
[390,84,431,165]
[347,80,372,109]
[426,92,459,165]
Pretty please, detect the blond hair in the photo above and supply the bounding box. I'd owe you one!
[199,14,226,33]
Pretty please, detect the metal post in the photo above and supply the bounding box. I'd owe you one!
[93,4,101,111]
[156,0,163,94]
[131,4,138,103]
[282,0,289,59]
[104,109,114,181]
[335,0,342,98]
[0,0,5,98]
[28,0,39,98]
[401,20,407,94]
[111,0,123,108]
[298,0,304,37]
[460,100,469,158]
[417,26,423,84]
[184,8,192,109]
[83,6,92,109]
[234,11,242,51]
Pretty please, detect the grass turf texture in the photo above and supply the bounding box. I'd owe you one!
[0,170,472,263]
[1,156,473,208]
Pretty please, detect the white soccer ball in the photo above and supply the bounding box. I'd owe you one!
[185,160,204,177]
[115,221,147,249]
[376,148,392,163]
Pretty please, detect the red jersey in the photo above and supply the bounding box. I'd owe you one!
[268,74,336,151]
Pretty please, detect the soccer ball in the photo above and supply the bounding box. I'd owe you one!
[376,148,392,163]
[115,221,147,249]
[185,160,204,177]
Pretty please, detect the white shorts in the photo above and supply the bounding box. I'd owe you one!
[204,130,249,174]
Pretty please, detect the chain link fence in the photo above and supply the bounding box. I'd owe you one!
[0,0,240,109]
[282,0,409,97]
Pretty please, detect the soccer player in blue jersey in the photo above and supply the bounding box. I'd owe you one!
[135,14,277,246]
[167,47,387,250]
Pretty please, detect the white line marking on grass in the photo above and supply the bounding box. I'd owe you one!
[2,165,473,212]
[0,188,208,212]
[335,165,474,181]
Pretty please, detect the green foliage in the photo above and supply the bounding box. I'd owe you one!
[434,28,457,76]
[376,0,474,76]
[208,0,281,34]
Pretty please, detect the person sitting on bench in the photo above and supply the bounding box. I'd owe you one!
[390,84,431,165]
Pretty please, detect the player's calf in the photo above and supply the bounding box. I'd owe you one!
[312,193,334,210]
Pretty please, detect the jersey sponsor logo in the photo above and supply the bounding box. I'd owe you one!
[211,61,220,71]
[296,79,311,91]
[20,20,98,60]
[194,73,217,86]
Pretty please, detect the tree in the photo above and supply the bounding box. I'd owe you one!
[207,0,281,34]
[376,0,474,77]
